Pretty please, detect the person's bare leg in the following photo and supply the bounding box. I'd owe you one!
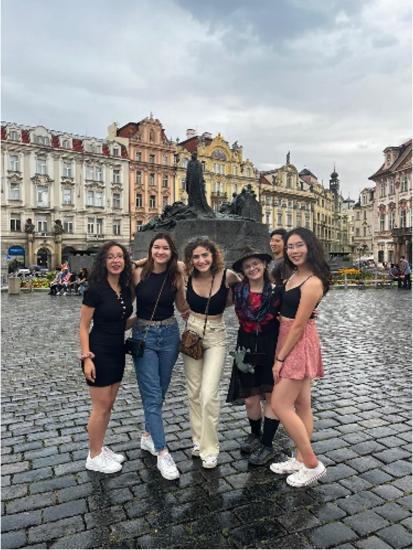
[88,386,114,457]
[294,378,313,463]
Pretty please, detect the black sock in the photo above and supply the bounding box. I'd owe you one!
[261,417,280,447]
[248,417,262,437]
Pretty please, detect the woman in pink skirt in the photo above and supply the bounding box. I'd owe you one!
[269,228,330,488]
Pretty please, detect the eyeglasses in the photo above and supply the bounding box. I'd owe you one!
[286,242,306,251]
[107,254,124,260]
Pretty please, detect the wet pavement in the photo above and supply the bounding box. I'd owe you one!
[1,289,412,549]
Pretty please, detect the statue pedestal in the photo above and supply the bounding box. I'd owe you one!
[133,218,271,266]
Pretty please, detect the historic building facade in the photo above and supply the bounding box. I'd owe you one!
[369,139,412,264]
[1,122,130,272]
[259,156,314,229]
[352,187,375,260]
[112,114,176,238]
[174,130,259,212]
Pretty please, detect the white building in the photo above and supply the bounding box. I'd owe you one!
[1,122,130,273]
[352,187,375,261]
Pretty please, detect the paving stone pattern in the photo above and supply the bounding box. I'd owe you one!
[1,289,412,549]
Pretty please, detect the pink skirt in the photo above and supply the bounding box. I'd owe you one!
[276,318,324,380]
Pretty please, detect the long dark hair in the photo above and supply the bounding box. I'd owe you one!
[284,228,330,294]
[88,241,132,288]
[184,237,224,277]
[140,233,179,287]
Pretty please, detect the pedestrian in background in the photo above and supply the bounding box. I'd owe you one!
[269,228,292,286]
[80,241,134,474]
[182,237,240,469]
[131,233,188,481]
[270,228,329,488]
[227,246,282,466]
[399,256,411,289]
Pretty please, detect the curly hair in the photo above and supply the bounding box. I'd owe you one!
[184,237,224,277]
[88,241,132,289]
[284,228,330,294]
[140,233,180,287]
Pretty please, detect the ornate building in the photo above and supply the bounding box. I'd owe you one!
[260,155,314,229]
[1,122,130,272]
[369,139,412,264]
[112,114,176,238]
[352,187,375,260]
[174,130,258,212]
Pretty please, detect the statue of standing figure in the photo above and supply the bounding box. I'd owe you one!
[185,152,213,215]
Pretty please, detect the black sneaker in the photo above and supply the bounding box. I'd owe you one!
[240,434,261,455]
[248,443,275,466]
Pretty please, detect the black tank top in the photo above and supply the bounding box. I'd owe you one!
[280,276,314,319]
[135,271,176,321]
[187,270,228,315]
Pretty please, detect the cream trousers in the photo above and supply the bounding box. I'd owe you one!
[183,314,227,459]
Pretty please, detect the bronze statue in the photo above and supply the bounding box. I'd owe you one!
[24,218,35,234]
[53,220,64,235]
[185,152,213,215]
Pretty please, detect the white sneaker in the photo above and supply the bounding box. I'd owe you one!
[157,451,180,480]
[202,455,218,469]
[286,461,326,487]
[192,443,200,457]
[85,451,122,474]
[270,457,303,475]
[103,446,126,464]
[140,433,157,456]
[62,292,67,296]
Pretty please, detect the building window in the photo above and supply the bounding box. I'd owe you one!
[37,186,49,207]
[136,151,142,161]
[113,146,120,157]
[34,135,50,145]
[86,165,94,180]
[88,217,103,234]
[149,173,155,186]
[149,130,155,142]
[379,215,385,232]
[163,154,168,165]
[96,165,103,182]
[163,196,168,208]
[86,190,94,206]
[401,176,408,192]
[162,174,168,188]
[63,216,73,233]
[380,183,386,197]
[36,157,47,175]
[355,227,360,237]
[9,184,21,201]
[181,178,186,190]
[95,191,104,207]
[363,227,367,237]
[400,209,407,228]
[149,195,156,208]
[287,213,292,227]
[37,216,48,233]
[277,212,282,225]
[87,218,94,234]
[113,193,121,209]
[149,154,155,163]
[136,171,142,185]
[10,214,21,232]
[388,210,395,229]
[62,188,73,206]
[63,161,73,178]
[62,139,71,149]
[136,194,143,208]
[113,219,121,235]
[389,181,395,195]
[286,174,292,188]
[112,168,121,184]
[9,155,20,171]
[96,218,103,234]
[9,130,19,141]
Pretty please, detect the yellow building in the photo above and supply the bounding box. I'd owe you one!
[175,131,259,211]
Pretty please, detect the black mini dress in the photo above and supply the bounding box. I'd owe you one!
[82,281,133,387]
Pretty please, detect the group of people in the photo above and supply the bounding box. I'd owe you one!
[49,265,88,296]
[388,256,412,289]
[79,227,330,488]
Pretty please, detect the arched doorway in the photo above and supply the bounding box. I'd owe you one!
[36,247,51,269]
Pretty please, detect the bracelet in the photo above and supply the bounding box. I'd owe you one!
[275,356,284,362]
[79,351,95,361]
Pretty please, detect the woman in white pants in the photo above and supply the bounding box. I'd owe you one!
[182,237,240,469]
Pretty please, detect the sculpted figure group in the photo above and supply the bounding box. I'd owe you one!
[80,226,330,488]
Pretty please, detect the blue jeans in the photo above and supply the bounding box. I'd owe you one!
[132,320,180,452]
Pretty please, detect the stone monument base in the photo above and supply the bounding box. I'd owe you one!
[132,218,271,267]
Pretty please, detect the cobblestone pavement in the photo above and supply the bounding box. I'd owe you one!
[1,289,412,549]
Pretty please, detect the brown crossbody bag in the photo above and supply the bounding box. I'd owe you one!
[179,274,215,360]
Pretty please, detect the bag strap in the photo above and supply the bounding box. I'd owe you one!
[142,273,169,342]
[201,274,215,338]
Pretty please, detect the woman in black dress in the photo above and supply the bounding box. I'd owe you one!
[227,247,282,466]
[80,241,134,474]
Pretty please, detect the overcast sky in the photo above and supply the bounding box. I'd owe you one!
[2,0,411,198]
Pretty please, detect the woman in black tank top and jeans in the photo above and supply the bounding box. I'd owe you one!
[183,238,241,469]
[131,233,188,481]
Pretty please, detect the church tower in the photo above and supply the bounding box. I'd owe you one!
[329,165,340,195]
